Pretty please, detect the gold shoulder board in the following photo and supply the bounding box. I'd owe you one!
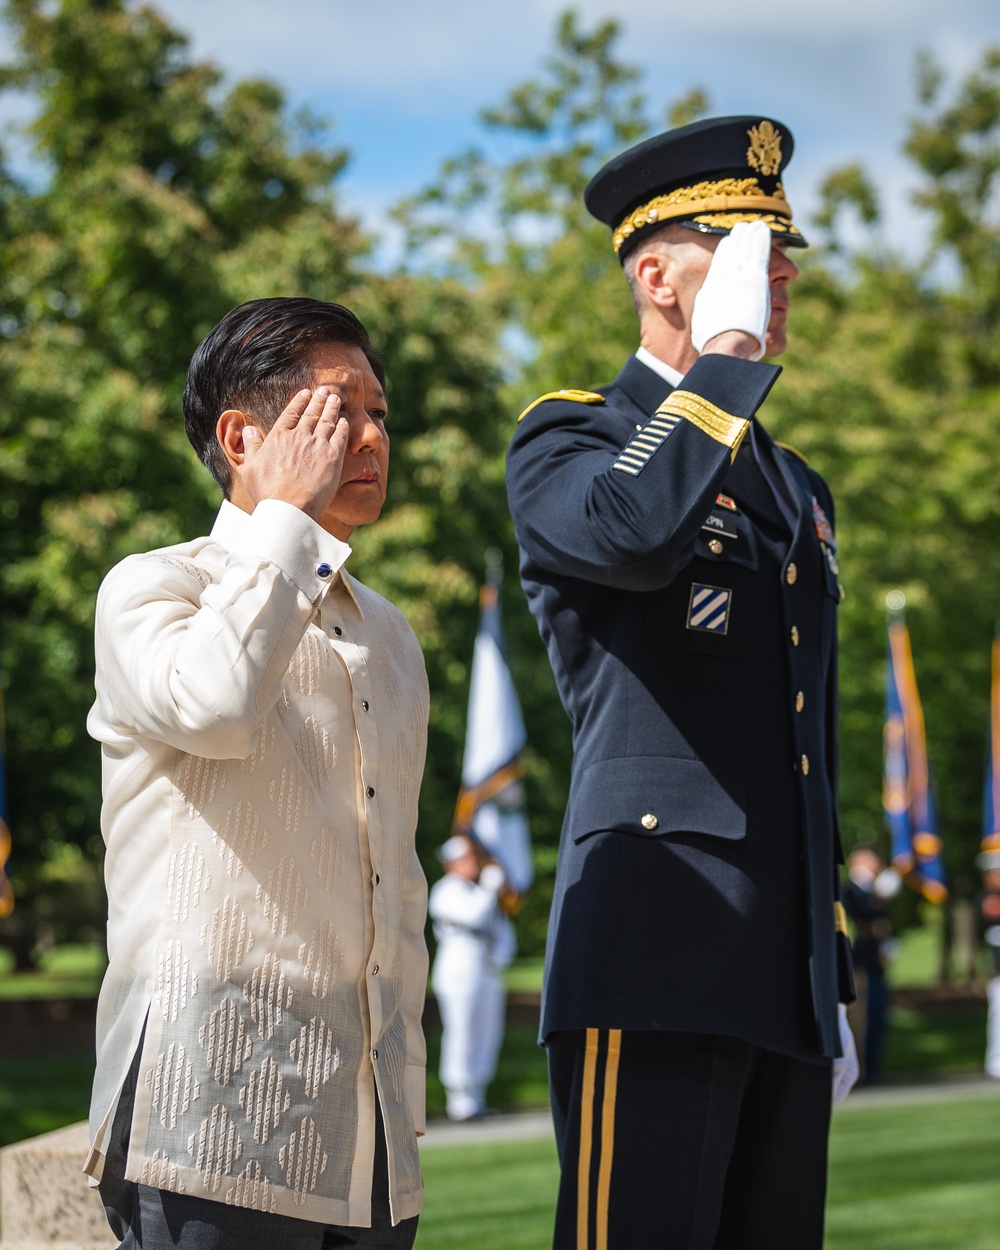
[777,441,809,466]
[517,389,606,423]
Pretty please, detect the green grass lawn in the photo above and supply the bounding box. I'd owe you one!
[415,1091,1000,1249]
[825,1094,1000,1249]
[0,1004,988,1149]
[883,1003,988,1074]
[3,1042,997,1248]
[0,943,105,1000]
[0,1055,95,1148]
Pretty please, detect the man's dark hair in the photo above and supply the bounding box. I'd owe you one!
[183,297,386,496]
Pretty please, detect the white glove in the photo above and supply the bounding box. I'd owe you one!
[690,220,772,361]
[873,867,902,899]
[478,863,505,893]
[832,1003,860,1106]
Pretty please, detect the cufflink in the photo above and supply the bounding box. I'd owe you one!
[315,562,334,580]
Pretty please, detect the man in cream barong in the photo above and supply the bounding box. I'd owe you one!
[86,297,429,1249]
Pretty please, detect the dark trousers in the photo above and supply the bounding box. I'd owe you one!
[99,1040,418,1250]
[547,1028,833,1250]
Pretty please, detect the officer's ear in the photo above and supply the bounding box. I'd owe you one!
[632,248,679,312]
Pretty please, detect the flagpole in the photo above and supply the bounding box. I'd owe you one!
[982,622,1000,854]
[883,591,912,878]
[0,685,14,918]
[484,546,503,584]
[883,591,947,903]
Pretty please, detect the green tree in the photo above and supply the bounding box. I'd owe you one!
[0,0,367,961]
[0,0,512,963]
[763,46,1000,943]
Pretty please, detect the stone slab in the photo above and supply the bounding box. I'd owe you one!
[0,1121,114,1250]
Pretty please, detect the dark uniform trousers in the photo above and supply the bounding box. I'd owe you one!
[506,353,854,1250]
[548,1029,832,1250]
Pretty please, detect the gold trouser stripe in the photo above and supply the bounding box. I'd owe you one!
[835,900,848,935]
[657,391,750,462]
[594,1030,621,1250]
[577,1029,600,1250]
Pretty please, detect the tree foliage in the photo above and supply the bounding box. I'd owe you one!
[0,0,512,961]
[4,2,1000,968]
[774,44,1000,912]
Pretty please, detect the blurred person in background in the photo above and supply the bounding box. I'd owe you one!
[842,845,901,1084]
[429,834,516,1122]
[976,849,1000,1078]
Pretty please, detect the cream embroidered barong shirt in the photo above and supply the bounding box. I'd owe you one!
[85,498,429,1227]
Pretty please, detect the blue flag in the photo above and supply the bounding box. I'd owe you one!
[0,689,13,917]
[983,627,1000,855]
[883,609,947,902]
[453,570,533,894]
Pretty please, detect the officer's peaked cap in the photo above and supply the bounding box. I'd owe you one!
[585,114,807,263]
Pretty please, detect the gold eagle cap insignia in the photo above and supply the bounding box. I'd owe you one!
[746,121,783,178]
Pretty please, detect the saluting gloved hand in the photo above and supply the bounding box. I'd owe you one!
[690,220,772,361]
[478,863,506,893]
[832,1003,860,1106]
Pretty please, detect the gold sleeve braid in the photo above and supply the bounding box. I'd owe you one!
[657,390,750,462]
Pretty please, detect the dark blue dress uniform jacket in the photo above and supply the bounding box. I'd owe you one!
[506,352,855,1062]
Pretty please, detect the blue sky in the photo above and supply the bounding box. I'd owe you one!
[3,0,1000,262]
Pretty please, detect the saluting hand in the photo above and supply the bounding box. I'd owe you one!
[241,387,350,525]
[690,220,772,361]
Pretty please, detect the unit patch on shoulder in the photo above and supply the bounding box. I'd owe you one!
[687,584,733,634]
[517,389,606,423]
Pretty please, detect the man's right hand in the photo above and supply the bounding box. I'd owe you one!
[690,220,772,361]
[241,387,350,525]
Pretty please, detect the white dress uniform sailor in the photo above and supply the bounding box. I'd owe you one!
[429,840,515,1121]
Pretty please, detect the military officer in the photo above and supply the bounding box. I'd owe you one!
[505,116,858,1250]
